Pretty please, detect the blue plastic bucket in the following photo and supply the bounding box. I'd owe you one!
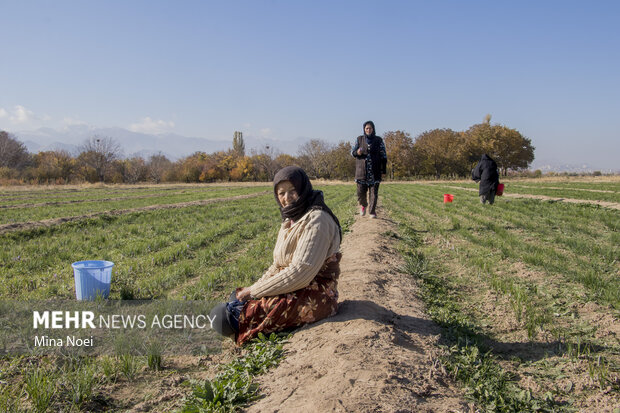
[71,260,114,300]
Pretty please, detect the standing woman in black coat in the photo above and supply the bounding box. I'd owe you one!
[351,121,387,218]
[472,154,500,204]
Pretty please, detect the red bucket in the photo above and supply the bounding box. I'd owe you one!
[496,183,504,196]
[443,194,454,203]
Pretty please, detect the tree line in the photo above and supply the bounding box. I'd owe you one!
[0,116,534,184]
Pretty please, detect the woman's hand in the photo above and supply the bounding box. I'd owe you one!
[357,148,363,156]
[236,287,252,301]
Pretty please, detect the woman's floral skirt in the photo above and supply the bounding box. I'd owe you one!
[236,253,341,345]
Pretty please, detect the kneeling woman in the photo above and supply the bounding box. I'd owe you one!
[211,166,342,345]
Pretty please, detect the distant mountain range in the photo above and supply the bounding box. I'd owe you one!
[12,125,310,161]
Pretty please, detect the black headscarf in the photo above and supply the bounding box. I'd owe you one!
[363,120,376,142]
[273,166,341,241]
[362,121,383,175]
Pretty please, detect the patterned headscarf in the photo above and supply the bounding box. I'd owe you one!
[363,120,376,141]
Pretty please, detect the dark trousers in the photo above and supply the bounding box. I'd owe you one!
[480,190,496,205]
[357,182,380,215]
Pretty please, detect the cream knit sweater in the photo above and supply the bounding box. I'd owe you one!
[249,209,341,298]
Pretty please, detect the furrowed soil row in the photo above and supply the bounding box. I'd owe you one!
[0,185,233,203]
[0,186,268,225]
[510,185,618,194]
[441,184,620,207]
[429,179,620,203]
[0,187,244,209]
[0,190,269,234]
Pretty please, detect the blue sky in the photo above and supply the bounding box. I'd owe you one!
[1,1,619,168]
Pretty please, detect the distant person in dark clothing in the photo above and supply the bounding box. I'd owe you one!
[472,154,500,204]
[351,121,387,218]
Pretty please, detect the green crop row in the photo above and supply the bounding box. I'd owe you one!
[0,186,269,225]
[428,179,620,192]
[0,185,231,205]
[383,183,619,409]
[1,185,356,301]
[500,186,618,203]
[506,181,620,192]
[396,242,559,411]
[383,184,619,310]
[0,184,355,411]
[429,181,620,203]
[182,332,289,412]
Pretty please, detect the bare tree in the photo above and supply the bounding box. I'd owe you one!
[147,152,172,183]
[0,131,31,170]
[298,139,332,178]
[121,157,148,184]
[78,135,122,182]
[250,145,279,181]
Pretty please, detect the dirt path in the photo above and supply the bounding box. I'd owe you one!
[509,185,618,194]
[444,185,620,210]
[247,209,470,413]
[0,191,269,234]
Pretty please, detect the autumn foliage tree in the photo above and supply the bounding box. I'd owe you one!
[273,153,298,170]
[491,126,535,175]
[466,116,535,175]
[31,150,76,183]
[413,128,463,178]
[177,152,207,182]
[384,130,415,179]
[230,156,253,181]
[326,141,355,180]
